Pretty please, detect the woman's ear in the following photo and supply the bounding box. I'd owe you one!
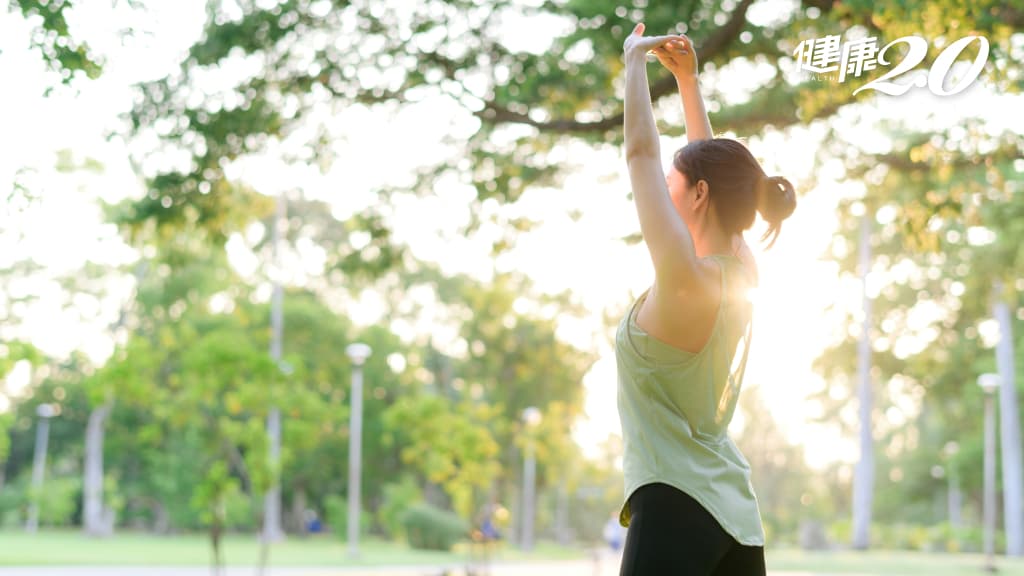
[694,179,710,205]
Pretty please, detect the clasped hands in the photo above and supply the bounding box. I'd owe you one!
[623,23,699,80]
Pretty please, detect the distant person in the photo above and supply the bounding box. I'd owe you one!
[481,515,500,541]
[616,23,796,576]
[304,509,322,533]
[603,513,627,552]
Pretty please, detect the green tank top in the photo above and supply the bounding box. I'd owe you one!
[615,254,764,546]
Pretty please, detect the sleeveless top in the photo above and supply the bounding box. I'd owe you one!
[615,254,764,546]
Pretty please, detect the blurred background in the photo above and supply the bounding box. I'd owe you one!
[1,0,1023,574]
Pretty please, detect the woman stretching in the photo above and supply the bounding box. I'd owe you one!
[616,23,797,575]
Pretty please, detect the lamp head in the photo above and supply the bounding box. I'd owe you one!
[977,373,1000,394]
[346,342,372,366]
[522,406,542,427]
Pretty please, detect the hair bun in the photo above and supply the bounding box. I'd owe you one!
[757,175,796,223]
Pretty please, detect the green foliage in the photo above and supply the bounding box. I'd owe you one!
[811,121,1024,544]
[11,0,104,84]
[377,477,424,540]
[0,341,44,464]
[121,0,1023,260]
[323,495,372,540]
[33,475,82,527]
[0,472,82,529]
[0,411,12,468]
[401,503,469,552]
[383,395,501,520]
[0,499,19,528]
[827,520,1010,555]
[222,488,256,531]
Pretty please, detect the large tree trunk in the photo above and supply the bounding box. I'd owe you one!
[994,283,1023,556]
[83,402,114,537]
[263,194,286,544]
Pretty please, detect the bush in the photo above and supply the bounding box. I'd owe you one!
[401,503,468,551]
[324,495,372,540]
[826,520,1009,554]
[0,479,27,528]
[223,488,255,530]
[826,519,851,546]
[377,477,423,539]
[952,524,1007,554]
[31,475,81,528]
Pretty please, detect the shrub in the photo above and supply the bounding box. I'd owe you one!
[377,477,423,539]
[29,475,81,528]
[222,488,255,531]
[826,519,852,546]
[401,503,468,551]
[324,495,372,540]
[826,520,1009,554]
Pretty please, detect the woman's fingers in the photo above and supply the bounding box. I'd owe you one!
[627,25,692,56]
[669,37,690,51]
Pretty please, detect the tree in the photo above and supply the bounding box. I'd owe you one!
[8,0,105,85]
[117,5,1021,549]
[812,123,1024,550]
[0,341,43,482]
[122,0,1022,247]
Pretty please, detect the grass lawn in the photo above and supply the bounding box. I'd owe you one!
[0,530,585,566]
[4,531,1024,575]
[767,547,1024,576]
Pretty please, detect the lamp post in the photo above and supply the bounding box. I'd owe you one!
[345,342,372,559]
[979,373,1000,573]
[520,406,542,552]
[26,403,56,533]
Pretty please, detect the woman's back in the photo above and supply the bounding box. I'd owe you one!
[615,253,763,547]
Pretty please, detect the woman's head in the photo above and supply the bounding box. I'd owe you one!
[668,138,796,249]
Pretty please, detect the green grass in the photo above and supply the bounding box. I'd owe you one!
[0,530,584,566]
[4,531,1024,575]
[767,547,1024,576]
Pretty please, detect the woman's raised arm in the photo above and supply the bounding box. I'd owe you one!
[652,34,713,142]
[623,23,701,291]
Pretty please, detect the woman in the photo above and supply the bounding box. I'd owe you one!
[616,23,797,575]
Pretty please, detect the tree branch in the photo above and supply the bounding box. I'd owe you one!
[474,0,757,134]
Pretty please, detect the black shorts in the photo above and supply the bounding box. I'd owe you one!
[619,482,766,576]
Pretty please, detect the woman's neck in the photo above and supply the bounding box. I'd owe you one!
[693,229,736,258]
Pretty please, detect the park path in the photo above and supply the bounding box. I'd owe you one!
[0,558,818,576]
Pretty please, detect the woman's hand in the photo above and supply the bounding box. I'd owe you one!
[652,33,699,79]
[622,23,683,59]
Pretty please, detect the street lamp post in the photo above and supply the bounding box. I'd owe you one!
[979,373,1000,573]
[520,406,542,552]
[26,403,56,533]
[345,342,372,559]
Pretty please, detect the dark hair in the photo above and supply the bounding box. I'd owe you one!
[672,138,796,249]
